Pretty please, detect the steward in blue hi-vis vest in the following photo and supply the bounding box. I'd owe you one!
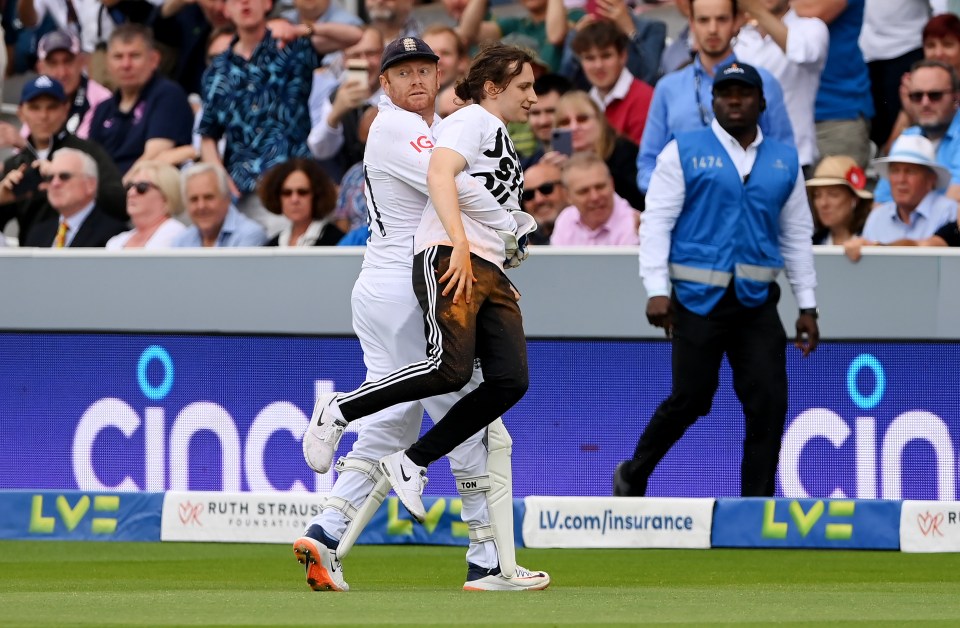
[669,127,798,316]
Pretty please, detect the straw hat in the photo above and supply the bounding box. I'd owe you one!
[871,134,951,190]
[806,155,873,200]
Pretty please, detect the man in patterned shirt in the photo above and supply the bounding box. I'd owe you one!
[198,0,361,232]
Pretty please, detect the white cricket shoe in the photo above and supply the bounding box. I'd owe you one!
[379,450,428,523]
[303,392,347,473]
[463,563,551,591]
[293,532,349,592]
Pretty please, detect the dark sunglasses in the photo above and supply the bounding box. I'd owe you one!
[907,90,951,103]
[124,181,159,195]
[521,181,561,202]
[280,187,311,198]
[41,171,80,183]
[555,113,593,127]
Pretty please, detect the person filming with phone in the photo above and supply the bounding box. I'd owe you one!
[308,26,385,180]
[0,76,126,244]
[546,89,644,210]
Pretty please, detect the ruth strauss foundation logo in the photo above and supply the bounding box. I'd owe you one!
[917,511,944,537]
[179,501,204,526]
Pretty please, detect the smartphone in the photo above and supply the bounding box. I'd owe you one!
[551,128,573,156]
[585,0,600,17]
[345,59,369,88]
[11,166,42,198]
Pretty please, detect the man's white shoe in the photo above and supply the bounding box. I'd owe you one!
[379,450,428,523]
[303,392,347,474]
[292,535,349,592]
[463,563,551,591]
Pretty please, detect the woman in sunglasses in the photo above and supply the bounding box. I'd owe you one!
[257,158,344,247]
[548,90,644,211]
[105,161,185,249]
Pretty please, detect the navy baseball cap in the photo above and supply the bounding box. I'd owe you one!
[20,75,66,104]
[37,29,81,61]
[380,37,439,74]
[713,62,763,91]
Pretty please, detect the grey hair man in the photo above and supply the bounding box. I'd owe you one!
[171,163,266,248]
[22,147,126,247]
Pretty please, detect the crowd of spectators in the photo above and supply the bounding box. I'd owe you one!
[0,0,958,253]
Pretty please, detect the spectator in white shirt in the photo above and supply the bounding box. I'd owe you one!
[736,0,829,173]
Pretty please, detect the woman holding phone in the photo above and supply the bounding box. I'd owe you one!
[547,90,644,210]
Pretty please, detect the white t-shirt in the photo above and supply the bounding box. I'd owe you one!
[859,0,932,62]
[364,97,512,271]
[416,104,520,269]
[735,10,829,167]
[105,218,186,250]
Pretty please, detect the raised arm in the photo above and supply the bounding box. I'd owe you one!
[791,0,848,24]
[459,0,501,47]
[545,0,569,46]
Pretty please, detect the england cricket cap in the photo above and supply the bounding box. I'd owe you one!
[712,62,763,91]
[37,29,81,61]
[380,37,439,74]
[20,75,66,104]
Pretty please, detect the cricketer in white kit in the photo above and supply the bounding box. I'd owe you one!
[293,36,549,593]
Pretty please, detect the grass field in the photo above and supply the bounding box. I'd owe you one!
[2,542,960,627]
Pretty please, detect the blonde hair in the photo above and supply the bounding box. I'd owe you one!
[553,91,617,160]
[127,161,183,214]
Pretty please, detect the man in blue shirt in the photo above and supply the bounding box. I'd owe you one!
[173,164,266,247]
[617,62,818,498]
[859,135,957,245]
[198,0,361,231]
[874,60,960,204]
[636,0,794,193]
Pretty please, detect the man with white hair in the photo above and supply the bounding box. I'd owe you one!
[22,148,126,247]
[172,164,266,247]
[862,135,957,243]
[844,134,958,260]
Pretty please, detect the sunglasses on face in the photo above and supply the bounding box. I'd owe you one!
[521,181,560,202]
[280,187,311,198]
[41,171,80,183]
[908,90,951,103]
[124,181,159,195]
[555,113,593,127]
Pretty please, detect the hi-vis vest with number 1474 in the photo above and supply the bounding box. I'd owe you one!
[669,128,799,316]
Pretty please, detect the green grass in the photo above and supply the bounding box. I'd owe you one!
[1,542,960,626]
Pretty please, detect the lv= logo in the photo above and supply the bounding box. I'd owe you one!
[917,512,944,537]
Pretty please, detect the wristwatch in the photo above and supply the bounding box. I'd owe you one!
[799,307,819,319]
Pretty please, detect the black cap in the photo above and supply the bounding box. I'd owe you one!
[380,37,439,74]
[713,62,763,91]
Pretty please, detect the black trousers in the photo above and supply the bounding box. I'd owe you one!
[868,48,923,147]
[337,245,529,467]
[623,284,788,497]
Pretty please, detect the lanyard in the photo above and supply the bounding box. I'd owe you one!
[694,70,710,127]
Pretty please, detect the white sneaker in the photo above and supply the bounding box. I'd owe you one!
[463,563,551,591]
[292,534,349,592]
[303,392,347,473]
[379,450,428,523]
